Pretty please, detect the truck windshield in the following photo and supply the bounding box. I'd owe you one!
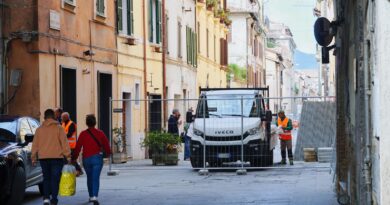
[196,95,261,118]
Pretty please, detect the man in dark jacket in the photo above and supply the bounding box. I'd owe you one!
[168,109,182,135]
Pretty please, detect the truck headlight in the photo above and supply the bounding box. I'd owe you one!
[247,127,260,135]
[193,129,204,136]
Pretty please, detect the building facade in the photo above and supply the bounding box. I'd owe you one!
[2,0,117,138]
[265,48,283,113]
[314,0,336,97]
[333,0,390,204]
[266,20,296,114]
[165,0,197,123]
[195,0,229,91]
[227,0,266,88]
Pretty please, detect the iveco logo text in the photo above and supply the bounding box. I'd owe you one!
[215,130,234,135]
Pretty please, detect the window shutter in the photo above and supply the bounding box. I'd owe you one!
[102,0,105,14]
[194,33,198,68]
[117,0,123,32]
[130,0,134,35]
[186,27,190,64]
[156,0,162,44]
[192,31,196,66]
[126,0,132,35]
[148,0,153,42]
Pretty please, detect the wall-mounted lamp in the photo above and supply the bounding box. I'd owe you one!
[182,6,192,12]
[82,68,90,75]
[83,50,95,56]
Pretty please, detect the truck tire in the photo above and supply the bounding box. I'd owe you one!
[6,166,26,205]
[190,157,203,169]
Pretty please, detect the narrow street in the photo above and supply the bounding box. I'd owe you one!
[23,130,337,205]
[23,161,337,205]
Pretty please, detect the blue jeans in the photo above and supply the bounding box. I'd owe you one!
[83,154,103,197]
[39,159,64,203]
[184,135,191,160]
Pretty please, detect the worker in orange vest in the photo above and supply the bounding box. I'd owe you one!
[276,110,294,165]
[61,112,83,175]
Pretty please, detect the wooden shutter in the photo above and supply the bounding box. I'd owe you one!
[97,0,105,15]
[117,0,123,32]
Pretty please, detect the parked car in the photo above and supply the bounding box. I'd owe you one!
[0,116,43,205]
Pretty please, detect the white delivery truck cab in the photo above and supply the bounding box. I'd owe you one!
[188,88,273,168]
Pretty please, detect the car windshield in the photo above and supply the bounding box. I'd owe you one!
[0,121,17,142]
[196,95,261,118]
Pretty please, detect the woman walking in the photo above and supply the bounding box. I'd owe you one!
[72,114,111,205]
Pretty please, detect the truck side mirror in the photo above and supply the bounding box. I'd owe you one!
[25,134,34,143]
[261,110,272,122]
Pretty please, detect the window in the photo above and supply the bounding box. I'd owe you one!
[206,29,209,58]
[96,0,105,16]
[117,0,134,35]
[64,0,75,6]
[148,0,162,44]
[135,83,140,106]
[178,21,182,58]
[220,38,228,66]
[28,119,40,133]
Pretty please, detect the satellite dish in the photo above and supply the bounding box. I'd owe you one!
[314,17,333,47]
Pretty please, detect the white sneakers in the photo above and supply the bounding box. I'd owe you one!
[89,196,100,204]
[89,196,97,202]
[43,199,50,205]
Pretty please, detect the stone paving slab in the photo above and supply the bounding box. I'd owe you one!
[23,160,338,205]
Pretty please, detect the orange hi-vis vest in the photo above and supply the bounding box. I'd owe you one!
[62,120,77,149]
[277,117,292,141]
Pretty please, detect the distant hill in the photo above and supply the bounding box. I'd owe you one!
[294,50,318,70]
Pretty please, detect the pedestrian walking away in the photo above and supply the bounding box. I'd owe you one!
[72,114,111,205]
[61,112,83,176]
[31,109,72,205]
[276,110,294,165]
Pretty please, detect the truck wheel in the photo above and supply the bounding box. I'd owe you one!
[190,157,203,169]
[6,166,26,205]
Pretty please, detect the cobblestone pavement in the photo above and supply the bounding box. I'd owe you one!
[23,159,337,205]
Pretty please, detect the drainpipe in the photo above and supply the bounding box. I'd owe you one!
[162,0,167,127]
[142,0,148,132]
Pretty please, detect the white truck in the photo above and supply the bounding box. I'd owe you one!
[188,88,273,168]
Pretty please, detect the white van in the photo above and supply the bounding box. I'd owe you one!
[188,88,273,168]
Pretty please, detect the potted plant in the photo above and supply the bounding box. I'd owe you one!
[224,18,232,27]
[142,131,181,165]
[206,0,217,11]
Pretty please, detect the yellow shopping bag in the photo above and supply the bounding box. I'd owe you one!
[59,164,76,196]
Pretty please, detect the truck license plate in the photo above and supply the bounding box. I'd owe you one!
[218,153,231,159]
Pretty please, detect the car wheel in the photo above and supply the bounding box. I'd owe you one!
[6,166,26,205]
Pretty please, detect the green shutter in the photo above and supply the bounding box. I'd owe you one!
[97,0,105,15]
[117,0,123,32]
[156,0,162,44]
[148,0,153,42]
[194,32,198,68]
[126,0,131,35]
[130,0,134,35]
[186,27,190,65]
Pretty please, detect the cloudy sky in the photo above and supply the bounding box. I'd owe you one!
[264,0,317,54]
